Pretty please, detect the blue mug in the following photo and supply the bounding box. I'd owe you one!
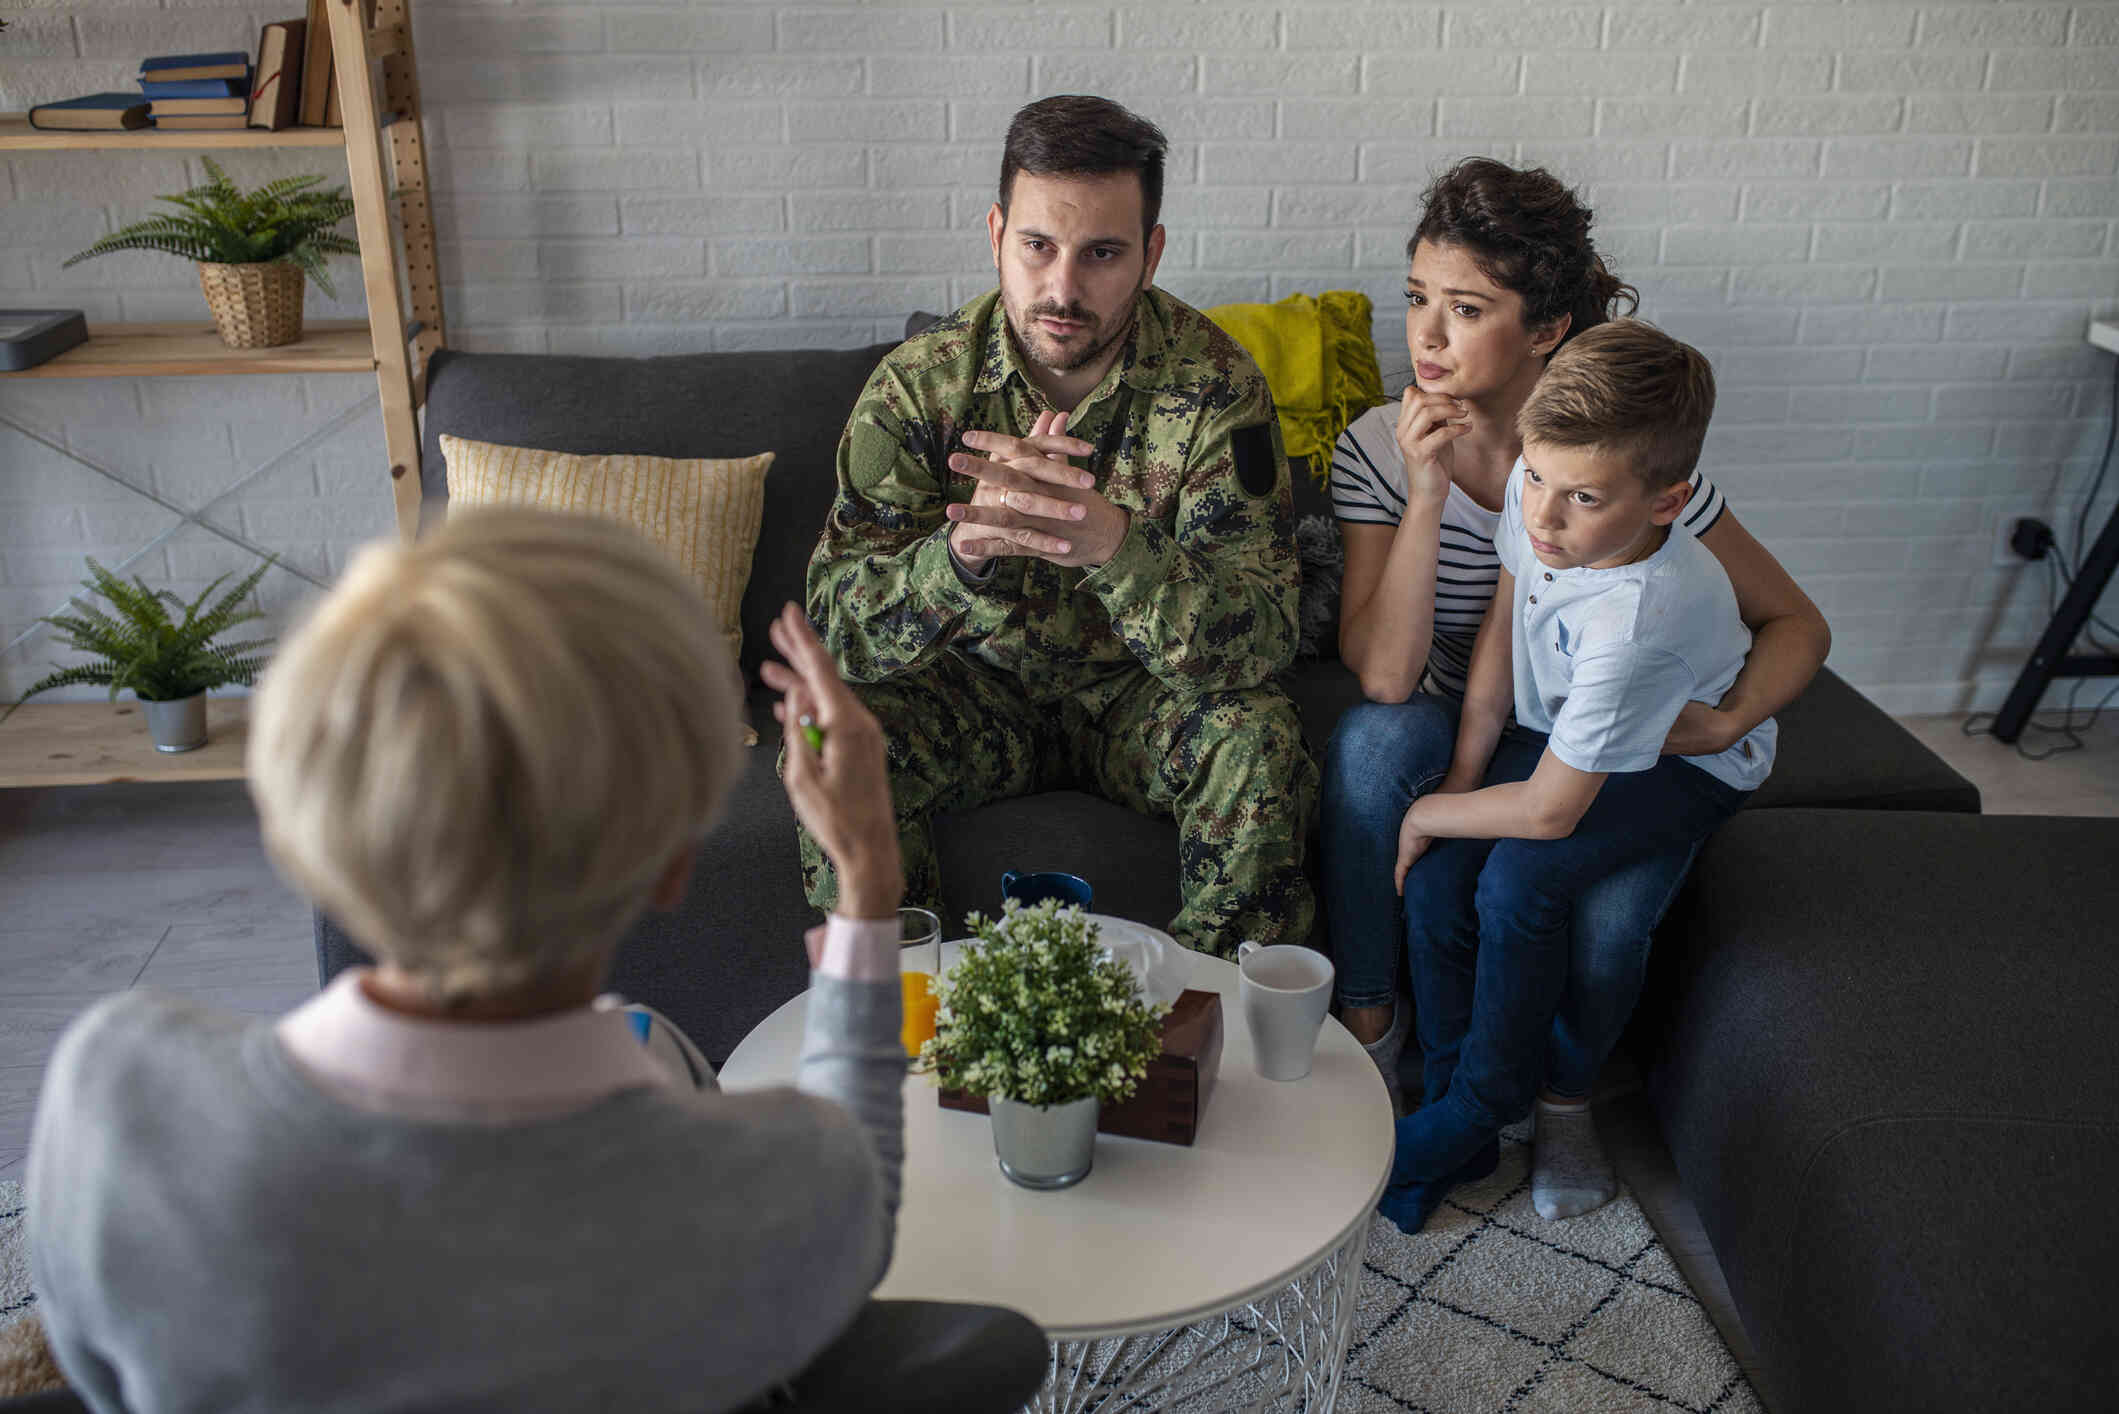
[1001,870,1094,911]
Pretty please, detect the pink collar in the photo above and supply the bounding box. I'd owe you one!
[274,969,672,1124]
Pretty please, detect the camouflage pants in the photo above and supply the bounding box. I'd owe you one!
[792,653,1318,959]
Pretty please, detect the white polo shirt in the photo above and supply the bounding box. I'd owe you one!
[1497,462,1776,793]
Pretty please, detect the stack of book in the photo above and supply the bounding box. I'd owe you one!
[23,12,331,134]
[139,52,252,130]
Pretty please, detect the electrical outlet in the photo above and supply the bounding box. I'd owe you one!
[1994,513,2055,567]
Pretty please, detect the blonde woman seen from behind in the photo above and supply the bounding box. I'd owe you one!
[26,508,1043,1413]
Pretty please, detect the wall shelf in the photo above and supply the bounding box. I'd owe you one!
[2,0,441,787]
[0,320,377,378]
[0,702,248,789]
[0,114,349,151]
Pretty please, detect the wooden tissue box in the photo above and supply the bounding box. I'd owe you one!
[939,988,1223,1146]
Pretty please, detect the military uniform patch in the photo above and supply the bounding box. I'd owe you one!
[1232,422,1276,497]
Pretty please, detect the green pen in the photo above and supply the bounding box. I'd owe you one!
[798,713,825,753]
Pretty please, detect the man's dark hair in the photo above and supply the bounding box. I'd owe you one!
[998,95,1168,235]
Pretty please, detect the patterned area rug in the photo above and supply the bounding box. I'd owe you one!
[0,1182,27,1332]
[1339,1125,1760,1413]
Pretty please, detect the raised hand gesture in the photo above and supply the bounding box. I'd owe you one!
[761,603,903,922]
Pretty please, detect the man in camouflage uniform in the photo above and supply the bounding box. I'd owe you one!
[797,95,1316,958]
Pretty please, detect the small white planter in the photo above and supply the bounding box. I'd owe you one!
[990,1094,1099,1191]
[142,692,207,753]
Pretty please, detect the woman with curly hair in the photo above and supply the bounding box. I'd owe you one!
[1324,157,1830,1224]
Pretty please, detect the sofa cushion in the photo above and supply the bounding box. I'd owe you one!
[440,435,773,678]
[418,344,896,679]
[1646,809,2119,1414]
[1745,666,1980,813]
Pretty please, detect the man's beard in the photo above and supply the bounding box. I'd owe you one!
[1011,279,1144,374]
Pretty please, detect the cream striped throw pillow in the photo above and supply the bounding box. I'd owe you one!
[441,435,773,656]
[441,436,774,741]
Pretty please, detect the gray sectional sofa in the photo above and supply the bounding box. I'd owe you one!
[316,334,1979,1057]
[310,332,2116,1410]
[1642,808,2119,1413]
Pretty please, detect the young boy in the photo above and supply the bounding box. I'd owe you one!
[27,510,1039,1410]
[1380,319,1777,1233]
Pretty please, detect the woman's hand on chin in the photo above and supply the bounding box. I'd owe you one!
[1393,387,1471,503]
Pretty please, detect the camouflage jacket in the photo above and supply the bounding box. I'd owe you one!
[806,287,1299,715]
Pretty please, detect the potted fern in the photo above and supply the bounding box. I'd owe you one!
[927,900,1169,1190]
[63,156,357,350]
[3,557,275,753]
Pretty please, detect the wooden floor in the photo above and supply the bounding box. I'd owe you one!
[2,707,2116,1405]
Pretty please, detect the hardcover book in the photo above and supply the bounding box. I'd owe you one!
[138,51,251,83]
[298,0,333,127]
[138,78,248,100]
[149,97,250,117]
[0,311,89,373]
[26,94,151,131]
[149,115,252,131]
[249,19,307,131]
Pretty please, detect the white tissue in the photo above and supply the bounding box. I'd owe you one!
[1090,914,1188,1009]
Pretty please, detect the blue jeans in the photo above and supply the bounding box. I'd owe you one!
[1391,730,1746,1182]
[1320,696,1702,1097]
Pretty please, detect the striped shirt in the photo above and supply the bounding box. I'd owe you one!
[1330,402,1726,700]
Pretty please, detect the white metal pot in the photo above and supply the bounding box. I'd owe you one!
[142,692,207,753]
[990,1094,1099,1190]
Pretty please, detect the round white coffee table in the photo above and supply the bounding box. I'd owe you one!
[719,921,1394,1412]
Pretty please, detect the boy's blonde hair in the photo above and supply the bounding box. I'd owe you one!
[1517,317,1716,491]
[247,507,745,1002]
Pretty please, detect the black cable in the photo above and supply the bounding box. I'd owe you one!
[1963,357,2119,750]
[2070,351,2119,581]
[2039,542,2119,655]
[2049,349,2119,640]
[2045,533,2119,644]
[1961,675,2119,761]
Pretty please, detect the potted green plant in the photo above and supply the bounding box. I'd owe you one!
[3,557,275,753]
[63,156,357,350]
[927,899,1169,1190]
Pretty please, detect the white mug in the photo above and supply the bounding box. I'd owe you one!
[1237,941,1335,1082]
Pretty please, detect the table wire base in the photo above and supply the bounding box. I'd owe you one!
[1029,1219,1371,1414]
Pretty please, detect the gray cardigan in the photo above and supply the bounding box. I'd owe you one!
[28,978,904,1413]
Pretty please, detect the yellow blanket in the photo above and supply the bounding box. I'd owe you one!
[1205,291,1387,483]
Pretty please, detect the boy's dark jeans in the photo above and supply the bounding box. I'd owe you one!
[1392,728,1750,1185]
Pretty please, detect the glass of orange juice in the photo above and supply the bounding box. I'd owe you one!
[899,906,942,1063]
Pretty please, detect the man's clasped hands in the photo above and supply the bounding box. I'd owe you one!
[945,410,1131,572]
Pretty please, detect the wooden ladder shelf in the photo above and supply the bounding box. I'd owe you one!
[0,0,441,788]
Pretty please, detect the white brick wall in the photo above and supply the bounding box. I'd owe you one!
[4,1,2118,717]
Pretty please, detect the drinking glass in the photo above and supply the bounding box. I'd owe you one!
[899,906,942,1061]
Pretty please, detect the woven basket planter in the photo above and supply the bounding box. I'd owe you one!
[197,260,305,349]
